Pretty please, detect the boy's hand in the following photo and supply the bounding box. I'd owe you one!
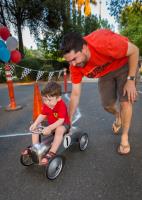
[42,126,52,135]
[29,123,37,132]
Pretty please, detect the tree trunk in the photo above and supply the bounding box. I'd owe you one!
[17,22,24,57]
[67,0,70,19]
[0,3,7,26]
[72,0,76,25]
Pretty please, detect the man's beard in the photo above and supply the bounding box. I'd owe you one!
[76,55,88,67]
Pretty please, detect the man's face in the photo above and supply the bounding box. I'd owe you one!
[64,46,89,67]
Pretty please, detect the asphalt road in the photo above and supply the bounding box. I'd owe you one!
[0,82,142,200]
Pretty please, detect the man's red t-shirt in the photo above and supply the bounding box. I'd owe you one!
[70,29,129,84]
[41,99,70,125]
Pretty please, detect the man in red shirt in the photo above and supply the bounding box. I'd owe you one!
[60,29,139,155]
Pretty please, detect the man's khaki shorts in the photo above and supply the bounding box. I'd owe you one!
[98,64,139,107]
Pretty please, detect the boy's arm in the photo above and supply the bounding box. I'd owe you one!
[48,118,65,131]
[30,114,47,131]
[33,114,47,126]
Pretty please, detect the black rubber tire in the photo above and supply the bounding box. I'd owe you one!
[20,154,34,166]
[79,133,89,151]
[45,155,64,180]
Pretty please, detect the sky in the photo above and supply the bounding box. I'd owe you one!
[91,0,118,31]
[22,0,118,49]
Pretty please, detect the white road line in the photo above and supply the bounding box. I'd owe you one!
[0,132,31,138]
[0,93,82,138]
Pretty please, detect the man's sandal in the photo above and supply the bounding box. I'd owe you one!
[40,151,56,166]
[112,121,121,134]
[117,143,130,155]
[21,146,32,156]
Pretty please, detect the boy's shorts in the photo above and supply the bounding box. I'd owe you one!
[51,124,70,134]
[98,64,139,107]
[42,121,70,134]
[63,124,70,133]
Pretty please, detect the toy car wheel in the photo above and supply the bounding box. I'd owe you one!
[45,155,64,180]
[20,154,34,166]
[79,133,89,151]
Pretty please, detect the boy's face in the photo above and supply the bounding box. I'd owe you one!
[42,95,60,109]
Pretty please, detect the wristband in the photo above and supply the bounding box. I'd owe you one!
[127,76,136,81]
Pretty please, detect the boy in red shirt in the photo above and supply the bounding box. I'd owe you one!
[60,29,139,155]
[22,81,70,165]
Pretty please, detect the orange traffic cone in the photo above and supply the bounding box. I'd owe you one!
[5,64,22,111]
[33,82,43,121]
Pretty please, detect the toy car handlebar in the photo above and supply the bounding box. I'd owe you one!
[31,125,44,135]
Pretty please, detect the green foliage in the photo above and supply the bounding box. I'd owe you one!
[107,0,133,21]
[37,12,113,55]
[0,63,6,83]
[24,48,44,59]
[1,0,113,59]
[0,0,45,55]
[100,18,114,30]
[0,0,70,55]
[15,58,44,81]
[12,57,68,82]
[107,1,142,55]
[120,1,142,55]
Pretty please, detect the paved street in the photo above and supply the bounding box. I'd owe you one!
[0,82,142,200]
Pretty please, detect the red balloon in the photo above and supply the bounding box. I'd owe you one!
[10,50,21,63]
[0,26,10,41]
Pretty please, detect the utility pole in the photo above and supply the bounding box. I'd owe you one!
[99,0,102,20]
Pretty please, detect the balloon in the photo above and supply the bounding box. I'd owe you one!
[10,50,21,63]
[6,36,18,51]
[0,39,7,48]
[0,26,10,41]
[0,47,10,63]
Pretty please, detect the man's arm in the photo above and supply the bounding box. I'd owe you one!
[123,41,139,103]
[69,83,82,123]
[126,41,139,77]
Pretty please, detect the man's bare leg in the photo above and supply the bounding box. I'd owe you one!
[119,101,132,154]
[104,104,121,126]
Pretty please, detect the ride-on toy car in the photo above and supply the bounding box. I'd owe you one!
[20,126,89,180]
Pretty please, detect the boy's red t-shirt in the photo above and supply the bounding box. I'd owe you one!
[41,99,70,125]
[70,29,129,84]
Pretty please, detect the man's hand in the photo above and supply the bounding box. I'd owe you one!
[42,126,52,135]
[123,80,138,103]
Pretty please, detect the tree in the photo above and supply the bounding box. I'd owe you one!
[0,0,45,56]
[36,0,113,59]
[120,1,142,55]
[107,0,133,21]
[36,0,72,59]
[106,0,142,55]
[0,0,70,56]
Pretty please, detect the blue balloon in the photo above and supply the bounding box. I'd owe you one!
[0,39,6,48]
[0,47,10,63]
